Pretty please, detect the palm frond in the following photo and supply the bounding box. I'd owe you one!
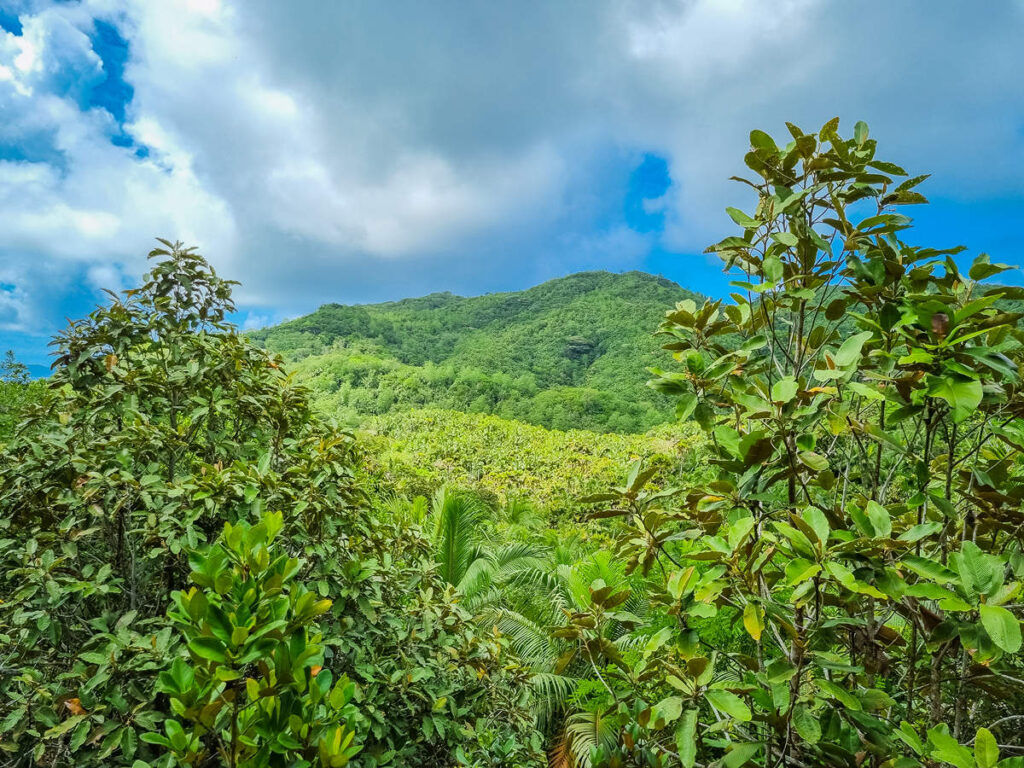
[455,546,497,597]
[529,672,577,731]
[490,608,556,668]
[431,486,487,587]
[564,709,618,768]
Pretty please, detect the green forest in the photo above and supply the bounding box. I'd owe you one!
[252,271,699,434]
[3,119,1024,768]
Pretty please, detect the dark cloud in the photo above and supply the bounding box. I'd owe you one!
[1,0,1022,361]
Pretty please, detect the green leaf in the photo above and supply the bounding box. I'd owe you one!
[750,129,777,153]
[645,626,674,657]
[834,331,873,367]
[865,500,892,539]
[903,555,958,584]
[957,541,998,597]
[70,718,92,751]
[792,705,820,744]
[785,558,820,586]
[675,709,698,768]
[722,743,760,768]
[649,696,683,729]
[44,715,88,739]
[927,726,973,768]
[853,121,869,146]
[189,636,228,662]
[904,583,972,612]
[815,679,862,711]
[705,690,751,721]
[975,727,999,768]
[926,375,983,424]
[771,377,798,404]
[667,567,697,601]
[726,207,758,228]
[895,722,925,755]
[898,522,942,543]
[980,604,1022,653]
[825,561,885,599]
[968,254,1013,281]
[121,726,138,760]
[849,504,875,538]
[763,255,783,284]
[802,506,830,546]
[675,392,698,420]
[868,159,906,175]
[742,603,763,642]
[799,451,829,472]
[846,381,884,401]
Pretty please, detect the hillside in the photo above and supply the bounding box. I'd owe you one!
[252,270,701,432]
[360,408,704,516]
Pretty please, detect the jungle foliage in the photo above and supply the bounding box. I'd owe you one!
[0,243,544,767]
[573,120,1024,766]
[252,271,700,433]
[0,351,45,444]
[3,118,1024,768]
[360,408,702,517]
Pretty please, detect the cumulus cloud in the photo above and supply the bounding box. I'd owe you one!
[1,0,1022,353]
[0,0,236,336]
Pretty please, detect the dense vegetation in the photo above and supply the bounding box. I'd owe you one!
[0,351,46,443]
[252,271,700,433]
[3,119,1024,768]
[361,409,702,517]
[0,244,544,767]
[570,120,1024,766]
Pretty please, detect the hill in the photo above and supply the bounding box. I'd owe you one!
[252,270,701,432]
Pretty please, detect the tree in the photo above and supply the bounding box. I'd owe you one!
[0,350,43,442]
[0,241,543,767]
[0,241,362,765]
[586,120,1024,766]
[1,350,30,384]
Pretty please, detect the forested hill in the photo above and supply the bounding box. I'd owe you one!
[251,270,702,432]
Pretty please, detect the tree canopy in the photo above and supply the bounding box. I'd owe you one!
[4,120,1024,768]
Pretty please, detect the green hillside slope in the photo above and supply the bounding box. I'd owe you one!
[252,270,701,432]
[360,408,703,516]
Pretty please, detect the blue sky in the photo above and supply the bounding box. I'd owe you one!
[2,1,1023,366]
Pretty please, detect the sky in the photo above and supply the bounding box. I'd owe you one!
[1,0,1023,366]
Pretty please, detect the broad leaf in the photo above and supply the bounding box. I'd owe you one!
[980,604,1022,653]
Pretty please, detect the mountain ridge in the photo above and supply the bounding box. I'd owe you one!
[309,270,687,312]
[251,269,702,433]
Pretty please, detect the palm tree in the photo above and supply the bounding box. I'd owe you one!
[428,487,546,602]
[477,549,654,768]
[430,486,488,590]
[418,488,656,767]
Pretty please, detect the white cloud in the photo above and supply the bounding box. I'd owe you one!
[0,276,30,332]
[0,0,237,339]
[1,0,1023,346]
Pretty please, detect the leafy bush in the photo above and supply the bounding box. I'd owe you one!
[582,120,1024,766]
[0,242,542,767]
[147,512,362,767]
